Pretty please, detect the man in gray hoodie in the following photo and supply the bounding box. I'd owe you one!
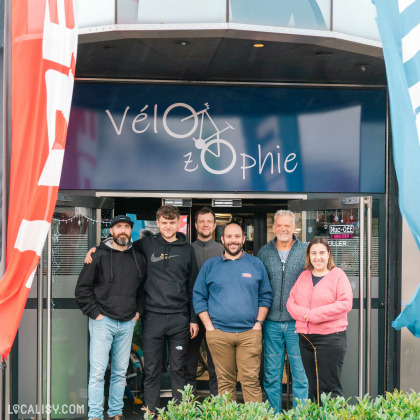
[76,215,146,420]
[185,207,223,396]
[257,210,308,412]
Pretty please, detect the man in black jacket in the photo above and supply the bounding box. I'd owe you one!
[75,215,146,420]
[85,206,199,414]
[134,205,199,413]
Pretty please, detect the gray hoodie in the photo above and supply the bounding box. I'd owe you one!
[191,238,224,270]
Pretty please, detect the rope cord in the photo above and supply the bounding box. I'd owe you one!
[300,333,320,405]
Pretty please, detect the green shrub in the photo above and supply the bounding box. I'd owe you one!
[132,319,143,349]
[142,386,420,419]
[142,385,282,420]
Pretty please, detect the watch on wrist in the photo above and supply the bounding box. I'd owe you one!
[256,320,264,326]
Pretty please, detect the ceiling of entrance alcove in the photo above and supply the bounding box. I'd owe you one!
[76,30,386,85]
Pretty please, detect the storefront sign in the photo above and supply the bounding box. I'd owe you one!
[329,224,354,240]
[328,240,348,247]
[62,84,386,192]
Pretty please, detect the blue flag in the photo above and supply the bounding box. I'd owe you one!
[373,0,420,335]
[392,283,420,337]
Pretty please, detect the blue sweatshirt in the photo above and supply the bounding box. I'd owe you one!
[193,252,273,333]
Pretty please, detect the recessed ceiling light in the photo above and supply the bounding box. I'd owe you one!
[253,43,264,48]
[315,51,333,56]
[176,40,190,46]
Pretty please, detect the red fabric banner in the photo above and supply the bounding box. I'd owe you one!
[0,0,78,359]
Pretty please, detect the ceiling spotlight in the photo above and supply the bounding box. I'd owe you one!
[176,40,190,46]
[253,43,264,48]
[355,64,370,72]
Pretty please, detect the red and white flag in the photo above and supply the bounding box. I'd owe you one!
[0,0,78,359]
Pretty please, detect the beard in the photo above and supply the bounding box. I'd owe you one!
[198,231,213,240]
[114,234,130,246]
[223,242,243,257]
[277,233,292,242]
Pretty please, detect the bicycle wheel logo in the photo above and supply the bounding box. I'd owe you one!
[162,102,237,175]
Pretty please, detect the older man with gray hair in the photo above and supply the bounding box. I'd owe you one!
[257,210,308,412]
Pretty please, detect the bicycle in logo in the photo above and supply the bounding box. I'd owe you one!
[162,102,236,175]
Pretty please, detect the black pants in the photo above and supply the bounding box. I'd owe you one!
[299,331,346,404]
[185,319,218,395]
[142,311,190,412]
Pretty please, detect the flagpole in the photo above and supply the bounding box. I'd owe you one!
[0,0,11,416]
[1,0,9,283]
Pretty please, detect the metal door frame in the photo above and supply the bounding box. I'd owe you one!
[35,195,114,420]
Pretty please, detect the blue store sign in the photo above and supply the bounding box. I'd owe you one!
[61,84,386,192]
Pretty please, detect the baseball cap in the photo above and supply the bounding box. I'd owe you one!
[110,215,134,228]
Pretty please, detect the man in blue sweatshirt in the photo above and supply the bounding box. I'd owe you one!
[193,223,273,403]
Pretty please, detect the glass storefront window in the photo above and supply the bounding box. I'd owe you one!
[76,0,380,42]
[230,0,331,30]
[101,209,113,241]
[137,0,226,24]
[303,208,379,284]
[78,0,115,28]
[332,0,380,41]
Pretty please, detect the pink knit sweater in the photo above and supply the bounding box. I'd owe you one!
[286,267,353,335]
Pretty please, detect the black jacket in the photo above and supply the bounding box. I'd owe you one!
[134,232,198,322]
[75,240,146,321]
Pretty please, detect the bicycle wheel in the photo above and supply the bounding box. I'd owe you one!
[196,340,208,378]
[201,139,236,175]
[162,103,198,138]
[127,348,145,396]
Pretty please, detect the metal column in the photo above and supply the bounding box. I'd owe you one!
[358,196,373,397]
[1,361,11,420]
[37,255,44,420]
[365,197,373,394]
[1,0,11,416]
[46,229,52,420]
[0,359,4,420]
[358,197,365,398]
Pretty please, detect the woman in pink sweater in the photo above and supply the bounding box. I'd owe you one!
[286,237,353,404]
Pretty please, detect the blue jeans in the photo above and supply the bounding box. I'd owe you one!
[263,320,308,412]
[88,316,135,419]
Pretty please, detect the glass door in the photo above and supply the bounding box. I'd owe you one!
[289,197,380,400]
[49,205,114,418]
[28,196,113,419]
